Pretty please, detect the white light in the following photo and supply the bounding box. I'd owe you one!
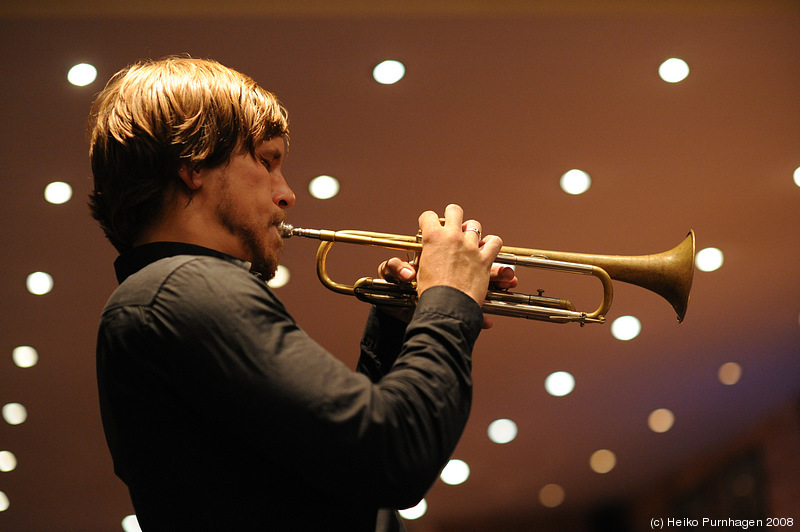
[589,449,617,474]
[440,459,470,485]
[122,515,142,532]
[267,265,291,289]
[695,247,723,272]
[0,491,8,512]
[611,315,641,341]
[44,181,73,204]
[373,60,405,85]
[648,408,675,433]
[12,346,38,368]
[0,451,17,473]
[308,175,340,200]
[398,498,427,520]
[794,167,800,187]
[539,484,565,508]
[67,63,97,87]
[487,418,518,444]
[544,371,575,397]
[2,403,27,426]
[559,169,591,195]
[26,271,54,295]
[659,58,690,83]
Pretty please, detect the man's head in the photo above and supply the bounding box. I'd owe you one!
[88,56,290,253]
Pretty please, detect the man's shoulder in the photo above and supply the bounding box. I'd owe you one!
[105,254,259,311]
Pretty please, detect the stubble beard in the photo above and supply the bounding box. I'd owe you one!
[215,185,284,280]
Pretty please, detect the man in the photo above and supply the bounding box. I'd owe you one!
[89,57,515,531]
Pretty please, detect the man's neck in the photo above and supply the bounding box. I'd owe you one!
[137,197,247,262]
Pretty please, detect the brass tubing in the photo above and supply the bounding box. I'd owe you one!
[280,223,695,324]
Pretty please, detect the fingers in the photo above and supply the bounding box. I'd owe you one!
[491,264,515,280]
[420,204,501,260]
[447,204,484,244]
[378,257,416,283]
[462,221,482,244]
[489,264,518,290]
[420,204,484,243]
[419,208,447,234]
[442,203,464,230]
[479,234,504,261]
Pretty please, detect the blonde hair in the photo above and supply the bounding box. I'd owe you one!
[88,57,289,252]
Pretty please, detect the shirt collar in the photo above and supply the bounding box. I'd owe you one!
[114,242,252,284]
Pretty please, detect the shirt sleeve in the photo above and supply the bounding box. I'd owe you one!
[99,256,483,510]
[356,306,409,382]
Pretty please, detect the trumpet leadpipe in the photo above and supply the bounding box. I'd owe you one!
[279,222,422,252]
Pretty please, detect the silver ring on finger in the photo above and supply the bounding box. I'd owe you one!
[465,227,482,239]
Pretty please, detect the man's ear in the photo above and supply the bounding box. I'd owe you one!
[178,164,203,191]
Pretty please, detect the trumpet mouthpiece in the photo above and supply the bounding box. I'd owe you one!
[277,222,295,238]
[278,222,323,240]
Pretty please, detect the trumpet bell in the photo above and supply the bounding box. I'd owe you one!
[631,230,695,323]
[500,230,695,322]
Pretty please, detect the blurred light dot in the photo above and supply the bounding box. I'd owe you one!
[589,449,617,474]
[0,491,8,512]
[559,169,591,195]
[267,265,290,289]
[488,418,518,444]
[67,63,97,86]
[12,346,38,368]
[308,175,340,200]
[398,498,427,520]
[611,315,641,341]
[2,403,27,426]
[44,181,73,204]
[0,451,17,473]
[545,371,575,397]
[539,484,565,508]
[718,362,742,385]
[695,247,724,272]
[659,58,690,83]
[648,408,675,433]
[440,459,470,485]
[26,271,53,295]
[373,60,405,85]
[794,167,800,187]
[122,515,142,532]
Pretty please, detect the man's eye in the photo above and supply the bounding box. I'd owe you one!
[260,158,272,170]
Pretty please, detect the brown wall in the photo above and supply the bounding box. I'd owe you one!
[426,396,800,532]
[631,396,800,531]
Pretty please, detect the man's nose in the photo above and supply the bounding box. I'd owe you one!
[274,174,296,209]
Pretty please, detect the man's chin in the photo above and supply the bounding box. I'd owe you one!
[250,259,278,280]
[250,248,282,281]
[248,230,284,279]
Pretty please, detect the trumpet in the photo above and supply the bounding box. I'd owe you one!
[278,222,695,325]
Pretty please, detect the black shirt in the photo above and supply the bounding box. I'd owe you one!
[97,242,482,531]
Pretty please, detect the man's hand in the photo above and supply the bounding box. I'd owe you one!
[378,204,514,329]
[416,204,503,303]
